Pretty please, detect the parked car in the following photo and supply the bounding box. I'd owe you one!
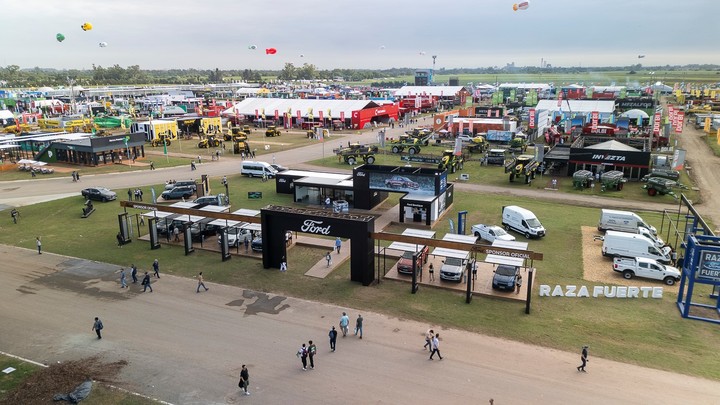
[81,187,117,202]
[397,245,430,275]
[218,228,251,247]
[384,175,420,189]
[472,224,515,243]
[502,205,545,239]
[612,257,681,285]
[156,219,186,235]
[251,237,263,252]
[161,186,195,200]
[492,265,519,291]
[164,180,197,191]
[193,195,223,206]
[439,257,466,282]
[189,222,220,242]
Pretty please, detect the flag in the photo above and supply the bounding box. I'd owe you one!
[163,137,168,155]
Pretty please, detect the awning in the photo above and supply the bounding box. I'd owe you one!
[387,242,426,252]
[241,223,262,232]
[170,202,198,209]
[431,247,469,260]
[486,240,528,267]
[141,211,174,218]
[232,209,261,217]
[442,234,477,244]
[402,229,436,239]
[200,205,230,213]
[208,219,245,228]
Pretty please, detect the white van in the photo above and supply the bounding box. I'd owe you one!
[241,161,278,178]
[602,230,672,264]
[502,205,545,239]
[598,209,657,235]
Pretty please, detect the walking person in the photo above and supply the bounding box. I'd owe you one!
[429,333,443,360]
[116,232,124,247]
[298,343,308,370]
[280,256,287,272]
[354,314,363,339]
[191,161,196,171]
[335,237,342,254]
[141,272,153,292]
[131,264,138,284]
[120,268,127,288]
[10,208,19,224]
[339,312,350,337]
[308,340,317,369]
[428,263,435,281]
[36,236,42,255]
[197,155,201,164]
[244,236,250,253]
[150,161,155,170]
[127,188,133,201]
[328,326,338,352]
[92,317,104,339]
[577,345,589,372]
[173,226,180,242]
[196,272,209,292]
[152,259,160,278]
[424,329,434,351]
[326,251,332,268]
[238,364,250,396]
[516,274,523,294]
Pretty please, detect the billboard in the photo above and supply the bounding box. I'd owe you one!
[369,172,436,196]
[486,130,514,142]
[697,250,720,282]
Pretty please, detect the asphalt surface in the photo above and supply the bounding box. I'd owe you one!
[1,245,719,405]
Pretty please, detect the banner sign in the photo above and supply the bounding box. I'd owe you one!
[529,109,536,129]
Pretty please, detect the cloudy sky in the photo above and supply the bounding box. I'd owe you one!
[2,0,718,71]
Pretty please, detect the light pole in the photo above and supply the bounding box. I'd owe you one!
[432,55,437,84]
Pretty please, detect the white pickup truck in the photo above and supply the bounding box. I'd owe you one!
[471,224,516,243]
[612,257,681,285]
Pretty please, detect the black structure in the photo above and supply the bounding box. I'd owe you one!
[568,137,651,180]
[49,132,146,166]
[261,205,376,285]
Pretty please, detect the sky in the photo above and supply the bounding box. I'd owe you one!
[2,0,719,71]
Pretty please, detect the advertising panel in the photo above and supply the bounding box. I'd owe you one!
[369,172,436,196]
[591,111,599,132]
[340,111,345,121]
[486,130,514,142]
[697,250,720,282]
[652,113,661,135]
[529,108,536,128]
[616,98,654,110]
[674,111,684,133]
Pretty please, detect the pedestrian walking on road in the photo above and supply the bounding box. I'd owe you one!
[197,155,202,164]
[191,161,196,171]
[335,237,342,254]
[339,312,349,337]
[131,264,138,284]
[92,317,103,339]
[329,326,337,351]
[238,364,250,396]
[308,340,317,369]
[354,314,363,339]
[150,161,155,170]
[429,333,442,360]
[298,343,308,370]
[152,259,160,278]
[196,272,209,292]
[141,272,153,292]
[36,237,42,255]
[326,251,332,267]
[120,268,127,288]
[424,329,434,351]
[577,346,589,372]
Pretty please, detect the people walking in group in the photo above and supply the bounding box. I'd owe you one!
[308,340,317,369]
[196,272,209,293]
[335,237,342,254]
[577,345,589,372]
[120,268,127,288]
[238,365,250,396]
[328,326,337,352]
[424,329,434,351]
[298,343,308,370]
[92,317,103,339]
[36,237,42,254]
[339,312,350,337]
[429,333,442,360]
[354,314,363,339]
[142,272,153,292]
[152,259,160,278]
[131,264,138,284]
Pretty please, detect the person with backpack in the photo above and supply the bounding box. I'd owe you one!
[238,365,250,396]
[328,326,338,352]
[308,340,317,369]
[297,343,308,370]
[92,317,104,339]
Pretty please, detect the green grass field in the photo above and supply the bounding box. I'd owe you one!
[2,173,718,381]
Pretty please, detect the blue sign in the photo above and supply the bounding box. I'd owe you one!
[698,250,720,281]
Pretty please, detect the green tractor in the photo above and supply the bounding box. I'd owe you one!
[198,135,221,149]
[438,150,464,173]
[505,154,538,183]
[572,170,594,189]
[334,143,379,165]
[643,177,687,198]
[389,135,422,154]
[265,125,281,137]
[599,170,627,191]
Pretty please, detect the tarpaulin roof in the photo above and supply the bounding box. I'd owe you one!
[222,98,381,119]
[393,86,467,97]
[535,100,615,114]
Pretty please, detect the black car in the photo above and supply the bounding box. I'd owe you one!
[161,186,195,200]
[81,187,117,202]
[251,238,263,252]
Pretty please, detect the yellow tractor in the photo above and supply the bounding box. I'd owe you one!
[198,135,221,149]
[150,133,173,147]
[265,125,281,137]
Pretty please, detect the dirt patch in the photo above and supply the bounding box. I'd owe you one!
[581,226,678,290]
[0,355,127,405]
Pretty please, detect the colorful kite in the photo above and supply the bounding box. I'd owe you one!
[81,22,93,31]
[56,33,65,42]
[265,48,277,55]
[513,1,529,11]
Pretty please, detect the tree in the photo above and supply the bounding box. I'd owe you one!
[278,63,296,80]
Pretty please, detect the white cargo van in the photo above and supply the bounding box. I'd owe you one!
[502,205,545,239]
[601,230,672,263]
[241,161,278,178]
[598,209,657,235]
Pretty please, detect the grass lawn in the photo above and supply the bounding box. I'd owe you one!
[0,157,191,182]
[702,131,720,157]
[2,174,719,381]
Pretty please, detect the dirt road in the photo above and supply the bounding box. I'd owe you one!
[1,245,718,404]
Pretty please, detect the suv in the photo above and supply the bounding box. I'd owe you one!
[251,237,263,252]
[439,257,466,282]
[193,195,223,206]
[165,180,197,191]
[218,228,251,247]
[81,187,117,202]
[397,246,429,275]
[492,265,519,291]
[161,186,195,200]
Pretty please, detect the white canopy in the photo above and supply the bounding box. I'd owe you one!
[402,228,436,239]
[232,209,261,217]
[241,223,262,232]
[431,247,469,260]
[141,211,174,218]
[486,240,528,267]
[200,205,229,213]
[170,202,197,209]
[387,242,427,253]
